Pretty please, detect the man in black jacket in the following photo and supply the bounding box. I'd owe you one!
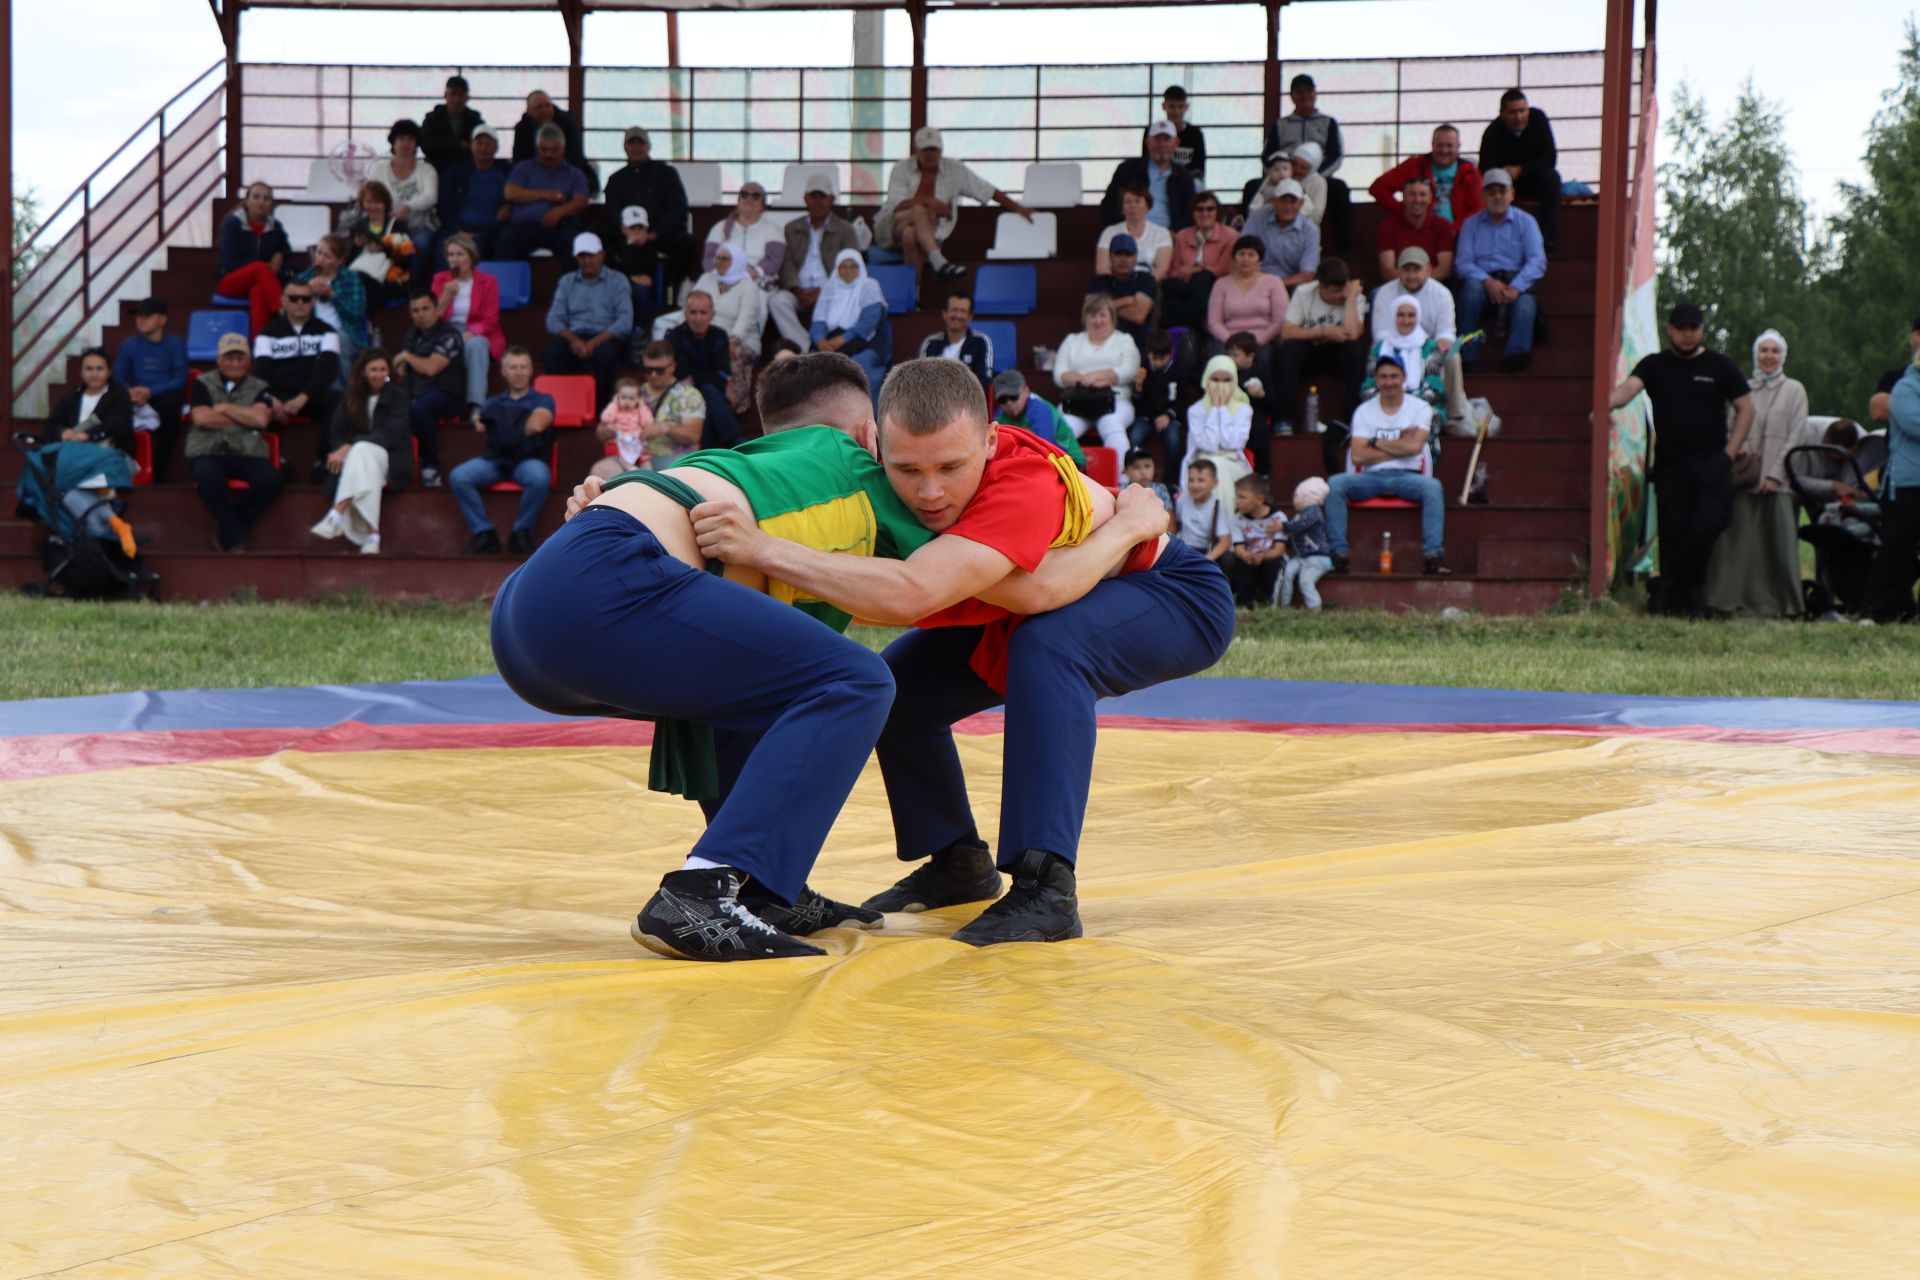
[252,284,342,477]
[666,291,742,448]
[420,75,487,173]
[603,127,696,291]
[510,89,599,196]
[1100,122,1195,232]
[915,292,994,392]
[1479,90,1561,252]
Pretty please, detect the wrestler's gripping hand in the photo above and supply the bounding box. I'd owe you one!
[1115,480,1171,538]
[565,474,606,522]
[691,501,771,566]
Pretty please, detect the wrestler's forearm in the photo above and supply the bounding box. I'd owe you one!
[750,534,1013,627]
[974,518,1155,615]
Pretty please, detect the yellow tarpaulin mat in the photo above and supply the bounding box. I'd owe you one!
[5,730,1920,1278]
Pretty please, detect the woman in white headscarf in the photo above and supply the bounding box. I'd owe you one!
[808,249,892,408]
[1361,297,1447,411]
[1288,141,1329,226]
[1182,353,1254,493]
[1706,327,1807,617]
[689,244,768,412]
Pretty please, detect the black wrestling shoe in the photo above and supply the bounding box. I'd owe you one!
[861,836,1003,913]
[739,881,884,935]
[630,868,826,961]
[952,849,1082,947]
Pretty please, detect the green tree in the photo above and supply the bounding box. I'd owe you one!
[1806,19,1920,419]
[1655,79,1815,368]
[12,182,43,286]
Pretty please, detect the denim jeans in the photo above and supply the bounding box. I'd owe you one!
[450,455,551,535]
[1457,281,1538,362]
[1326,468,1446,558]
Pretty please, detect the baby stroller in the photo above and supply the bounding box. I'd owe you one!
[11,433,161,601]
[1783,439,1883,618]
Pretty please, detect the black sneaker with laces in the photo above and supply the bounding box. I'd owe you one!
[861,836,1003,913]
[1423,555,1453,576]
[630,868,826,961]
[507,529,537,556]
[951,849,1082,946]
[739,881,884,935]
[465,529,502,555]
[933,261,968,280]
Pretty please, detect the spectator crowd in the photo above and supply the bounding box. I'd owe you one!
[35,72,1917,623]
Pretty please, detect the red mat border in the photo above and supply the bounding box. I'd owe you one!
[6,715,1920,782]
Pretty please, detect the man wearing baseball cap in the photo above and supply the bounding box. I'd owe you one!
[1141,85,1206,182]
[990,369,1085,468]
[1100,119,1197,233]
[1325,349,1451,578]
[543,231,634,405]
[772,173,859,350]
[436,124,509,260]
[186,332,284,552]
[421,74,487,173]
[603,124,695,286]
[1241,176,1320,287]
[877,125,1034,280]
[1454,166,1547,372]
[1607,300,1754,618]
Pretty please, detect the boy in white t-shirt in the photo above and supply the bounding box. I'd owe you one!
[1324,352,1452,576]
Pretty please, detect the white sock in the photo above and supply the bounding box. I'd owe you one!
[682,854,728,872]
[929,249,950,269]
[321,508,343,528]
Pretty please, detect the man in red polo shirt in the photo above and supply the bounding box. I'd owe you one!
[1375,175,1455,282]
[692,358,1236,946]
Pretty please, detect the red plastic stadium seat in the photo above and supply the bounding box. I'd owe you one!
[485,440,561,492]
[534,375,597,429]
[1083,446,1119,488]
[226,432,282,490]
[132,433,154,485]
[1349,497,1417,509]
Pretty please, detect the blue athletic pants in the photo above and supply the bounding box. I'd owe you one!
[489,505,895,902]
[876,536,1235,869]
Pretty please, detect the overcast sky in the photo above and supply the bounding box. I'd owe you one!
[10,0,1910,220]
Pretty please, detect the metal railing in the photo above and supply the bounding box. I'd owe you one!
[241,51,1636,206]
[9,62,227,417]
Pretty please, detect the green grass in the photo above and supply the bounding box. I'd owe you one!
[4,594,1917,704]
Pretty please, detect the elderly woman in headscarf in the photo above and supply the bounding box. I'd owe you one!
[808,249,892,409]
[1361,297,1447,411]
[689,243,768,412]
[1288,142,1329,227]
[1705,328,1807,617]
[1183,354,1254,494]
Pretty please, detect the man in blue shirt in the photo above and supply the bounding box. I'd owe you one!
[434,124,509,261]
[1453,168,1547,372]
[543,232,633,406]
[1241,180,1320,287]
[113,297,189,481]
[451,346,556,556]
[495,125,591,261]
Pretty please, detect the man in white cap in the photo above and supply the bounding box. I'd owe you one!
[1240,177,1320,287]
[603,125,695,285]
[877,125,1033,280]
[542,231,633,404]
[1100,120,1196,232]
[772,173,860,349]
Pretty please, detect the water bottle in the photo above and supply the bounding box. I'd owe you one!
[1378,531,1394,575]
[1303,386,1320,435]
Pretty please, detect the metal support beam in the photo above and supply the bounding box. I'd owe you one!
[1263,0,1283,141]
[2,0,14,428]
[1586,0,1636,598]
[216,0,243,199]
[559,0,585,126]
[907,0,928,134]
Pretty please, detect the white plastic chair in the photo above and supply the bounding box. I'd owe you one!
[780,164,839,209]
[301,156,358,203]
[274,204,333,253]
[1021,163,1084,209]
[984,211,1058,260]
[679,162,724,208]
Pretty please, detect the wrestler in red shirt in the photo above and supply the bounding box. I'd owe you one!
[693,358,1232,948]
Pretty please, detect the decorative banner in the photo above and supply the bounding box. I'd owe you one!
[1607,66,1660,586]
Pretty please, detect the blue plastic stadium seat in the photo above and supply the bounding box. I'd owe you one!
[867,244,905,265]
[972,320,1017,375]
[481,260,533,310]
[186,310,251,361]
[869,264,917,315]
[972,264,1037,316]
[209,293,249,309]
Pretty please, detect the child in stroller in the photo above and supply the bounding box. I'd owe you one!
[10,433,159,601]
[1784,418,1885,618]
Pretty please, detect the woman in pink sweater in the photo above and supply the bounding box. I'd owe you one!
[1206,235,1290,347]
